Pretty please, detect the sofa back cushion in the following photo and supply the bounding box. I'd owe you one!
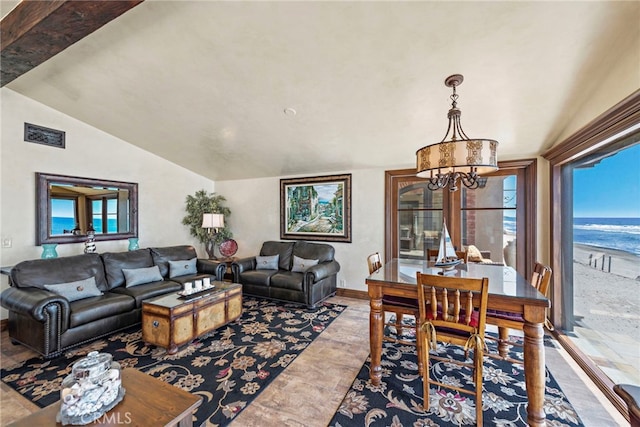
[293,241,335,264]
[102,249,154,290]
[260,241,295,270]
[10,253,109,291]
[150,246,198,278]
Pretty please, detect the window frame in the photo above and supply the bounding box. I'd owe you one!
[384,159,537,278]
[543,89,640,418]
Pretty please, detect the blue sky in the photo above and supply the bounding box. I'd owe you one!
[51,199,75,217]
[573,143,640,218]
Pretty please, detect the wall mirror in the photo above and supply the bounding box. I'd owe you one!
[36,173,138,245]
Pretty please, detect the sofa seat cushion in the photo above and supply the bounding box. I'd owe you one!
[69,292,136,328]
[111,280,182,307]
[239,270,277,287]
[270,271,304,291]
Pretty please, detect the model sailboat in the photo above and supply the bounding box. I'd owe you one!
[433,221,462,269]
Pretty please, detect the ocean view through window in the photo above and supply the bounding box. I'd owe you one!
[569,140,640,387]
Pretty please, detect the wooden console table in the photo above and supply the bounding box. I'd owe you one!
[8,368,202,426]
[142,281,242,354]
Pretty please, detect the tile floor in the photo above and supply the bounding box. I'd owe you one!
[0,296,629,426]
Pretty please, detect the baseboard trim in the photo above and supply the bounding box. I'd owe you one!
[336,288,368,300]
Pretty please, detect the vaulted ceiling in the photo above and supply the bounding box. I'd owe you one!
[2,0,639,181]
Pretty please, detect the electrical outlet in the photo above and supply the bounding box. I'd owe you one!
[339,279,346,288]
[1,237,11,248]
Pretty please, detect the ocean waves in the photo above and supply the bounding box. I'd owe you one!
[573,217,640,256]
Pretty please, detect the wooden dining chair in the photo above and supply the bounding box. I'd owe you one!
[416,272,489,426]
[367,252,419,346]
[485,262,553,359]
[614,384,640,427]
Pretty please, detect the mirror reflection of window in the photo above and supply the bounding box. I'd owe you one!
[37,173,138,245]
[50,198,77,235]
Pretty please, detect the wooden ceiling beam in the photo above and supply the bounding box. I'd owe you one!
[1,0,144,87]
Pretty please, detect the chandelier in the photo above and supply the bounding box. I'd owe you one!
[416,74,498,191]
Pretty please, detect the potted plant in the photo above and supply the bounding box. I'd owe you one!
[182,190,232,258]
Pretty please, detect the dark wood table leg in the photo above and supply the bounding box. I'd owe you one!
[523,317,547,427]
[369,285,384,386]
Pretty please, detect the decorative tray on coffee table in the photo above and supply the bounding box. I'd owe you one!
[177,286,216,301]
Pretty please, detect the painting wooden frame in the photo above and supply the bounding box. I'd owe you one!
[280,173,352,242]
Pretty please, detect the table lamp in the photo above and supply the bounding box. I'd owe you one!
[202,213,224,259]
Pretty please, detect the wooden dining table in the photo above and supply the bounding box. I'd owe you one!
[367,258,550,427]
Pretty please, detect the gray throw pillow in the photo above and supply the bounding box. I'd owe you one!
[43,276,103,302]
[256,254,279,270]
[168,257,198,278]
[122,265,164,287]
[291,255,319,273]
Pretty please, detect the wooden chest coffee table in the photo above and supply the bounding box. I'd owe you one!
[142,281,242,354]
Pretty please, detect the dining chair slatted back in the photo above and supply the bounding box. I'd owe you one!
[367,252,419,346]
[486,261,553,359]
[416,272,489,426]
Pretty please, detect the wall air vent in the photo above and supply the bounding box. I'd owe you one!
[24,123,65,149]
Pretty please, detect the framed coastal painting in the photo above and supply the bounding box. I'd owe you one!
[280,174,352,242]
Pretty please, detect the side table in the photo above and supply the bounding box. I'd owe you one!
[7,368,203,426]
[219,257,236,281]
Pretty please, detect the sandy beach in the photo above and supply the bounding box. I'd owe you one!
[573,243,640,280]
[571,243,640,385]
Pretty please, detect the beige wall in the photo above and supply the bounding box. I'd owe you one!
[0,88,216,319]
[216,168,386,294]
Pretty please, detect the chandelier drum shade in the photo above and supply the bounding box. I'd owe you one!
[416,74,498,191]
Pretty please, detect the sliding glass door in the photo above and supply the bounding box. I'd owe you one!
[562,139,640,386]
[544,91,640,414]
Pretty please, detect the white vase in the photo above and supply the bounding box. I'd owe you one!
[503,239,516,267]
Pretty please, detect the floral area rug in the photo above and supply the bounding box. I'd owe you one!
[1,297,345,427]
[330,321,584,427]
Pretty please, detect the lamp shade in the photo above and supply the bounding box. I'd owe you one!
[202,213,224,228]
[416,139,498,178]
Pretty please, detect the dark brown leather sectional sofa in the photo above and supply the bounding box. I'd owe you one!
[0,245,225,358]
